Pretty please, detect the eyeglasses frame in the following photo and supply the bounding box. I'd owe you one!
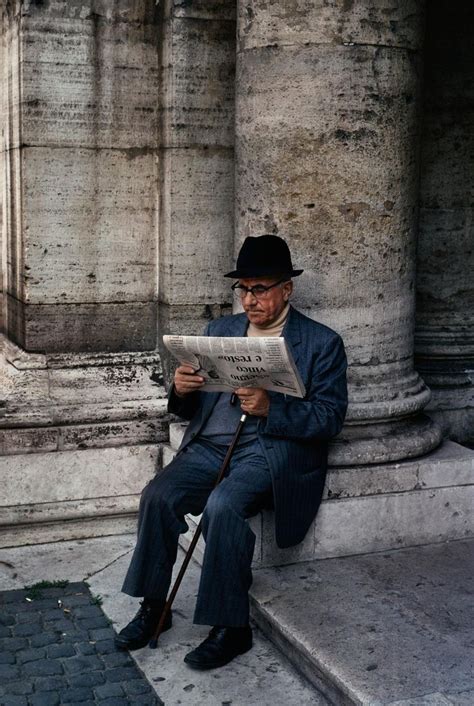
[231,278,290,300]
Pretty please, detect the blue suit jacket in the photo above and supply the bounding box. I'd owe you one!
[168,306,348,548]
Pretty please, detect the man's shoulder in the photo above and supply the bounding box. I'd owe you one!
[289,307,343,347]
[206,312,247,336]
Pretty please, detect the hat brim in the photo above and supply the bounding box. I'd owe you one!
[224,268,303,279]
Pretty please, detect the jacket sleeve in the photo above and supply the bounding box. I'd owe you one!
[261,334,348,441]
[168,385,202,420]
[167,322,212,419]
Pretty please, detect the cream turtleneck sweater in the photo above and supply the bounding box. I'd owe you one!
[199,304,290,443]
[247,303,290,337]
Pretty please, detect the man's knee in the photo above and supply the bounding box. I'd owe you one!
[203,485,238,526]
[140,474,174,516]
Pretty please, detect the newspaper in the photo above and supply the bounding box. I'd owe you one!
[163,335,305,399]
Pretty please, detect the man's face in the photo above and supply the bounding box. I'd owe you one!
[238,276,293,327]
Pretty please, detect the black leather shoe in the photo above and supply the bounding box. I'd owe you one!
[184,625,252,670]
[115,599,172,651]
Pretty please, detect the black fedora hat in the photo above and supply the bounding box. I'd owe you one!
[224,234,303,278]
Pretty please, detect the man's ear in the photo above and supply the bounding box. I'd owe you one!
[283,279,293,301]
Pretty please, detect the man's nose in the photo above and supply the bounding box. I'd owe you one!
[242,289,257,301]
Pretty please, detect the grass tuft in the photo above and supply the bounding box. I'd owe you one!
[24,579,69,600]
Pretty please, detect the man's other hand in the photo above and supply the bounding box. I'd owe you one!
[235,388,270,416]
[174,365,205,398]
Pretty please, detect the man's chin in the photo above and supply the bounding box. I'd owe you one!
[245,311,267,325]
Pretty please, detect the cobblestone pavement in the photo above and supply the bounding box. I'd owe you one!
[0,537,325,706]
[0,581,163,706]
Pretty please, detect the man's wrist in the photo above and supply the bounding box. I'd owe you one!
[172,383,186,399]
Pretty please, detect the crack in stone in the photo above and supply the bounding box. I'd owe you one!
[237,40,418,53]
[83,546,134,580]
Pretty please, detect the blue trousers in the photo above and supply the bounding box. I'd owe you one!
[121,437,273,627]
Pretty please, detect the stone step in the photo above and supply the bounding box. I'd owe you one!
[178,532,474,704]
[167,423,474,701]
[248,539,474,705]
[0,443,162,548]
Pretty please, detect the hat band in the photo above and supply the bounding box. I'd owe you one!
[224,266,303,278]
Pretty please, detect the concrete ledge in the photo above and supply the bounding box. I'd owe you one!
[180,481,474,569]
[0,418,169,456]
[166,422,474,566]
[326,439,474,498]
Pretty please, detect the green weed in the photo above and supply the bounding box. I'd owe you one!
[24,579,69,600]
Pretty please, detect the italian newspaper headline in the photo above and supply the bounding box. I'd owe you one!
[163,335,305,399]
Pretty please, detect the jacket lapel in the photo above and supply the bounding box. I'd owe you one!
[223,312,249,338]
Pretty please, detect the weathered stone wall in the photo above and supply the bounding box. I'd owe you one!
[415,0,474,444]
[2,0,160,352]
[0,16,4,333]
[157,0,235,382]
[0,1,171,546]
[1,0,472,552]
[235,0,441,465]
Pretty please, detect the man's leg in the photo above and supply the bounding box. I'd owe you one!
[116,440,224,650]
[184,439,273,668]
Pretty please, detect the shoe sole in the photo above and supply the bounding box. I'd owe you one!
[183,641,252,670]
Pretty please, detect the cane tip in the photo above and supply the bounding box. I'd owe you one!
[149,638,158,649]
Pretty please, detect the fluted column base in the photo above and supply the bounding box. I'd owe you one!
[416,329,474,444]
[330,415,442,466]
[331,359,442,465]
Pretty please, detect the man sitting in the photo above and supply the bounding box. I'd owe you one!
[115,234,348,670]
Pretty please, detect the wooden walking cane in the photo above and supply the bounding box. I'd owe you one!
[149,412,248,649]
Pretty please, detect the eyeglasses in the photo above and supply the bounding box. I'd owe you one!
[231,278,289,300]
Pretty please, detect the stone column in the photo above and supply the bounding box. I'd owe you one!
[235,0,441,465]
[157,0,236,382]
[415,1,474,445]
[0,17,4,333]
[2,0,159,353]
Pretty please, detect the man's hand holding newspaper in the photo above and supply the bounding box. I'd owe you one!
[175,364,271,415]
[164,335,305,417]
